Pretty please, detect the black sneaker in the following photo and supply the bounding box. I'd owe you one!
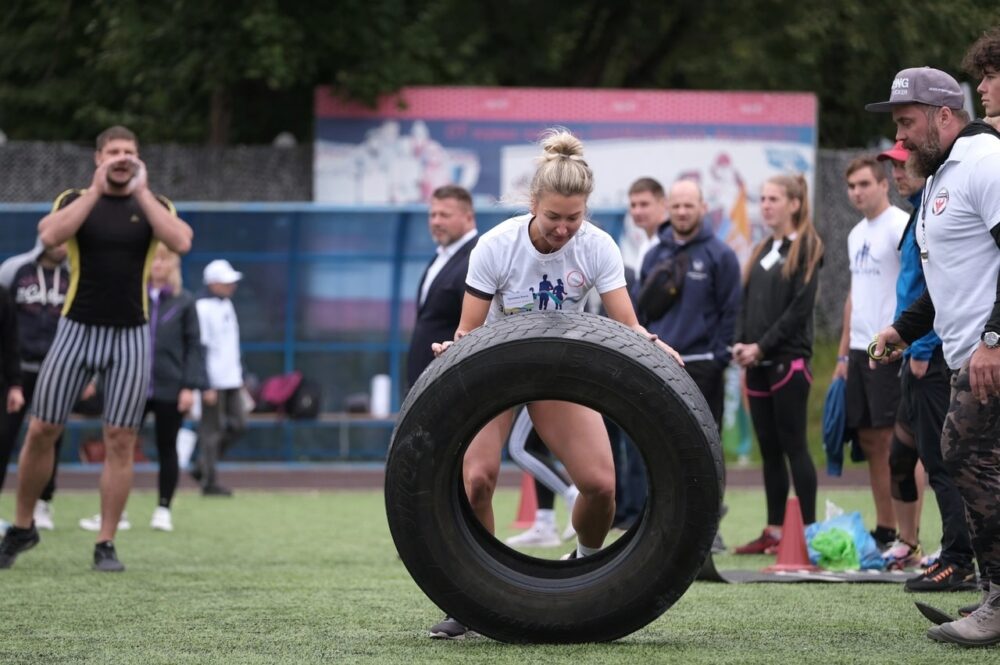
[0,523,40,569]
[202,484,233,497]
[428,616,475,640]
[560,549,580,560]
[904,561,977,592]
[93,541,125,572]
[870,526,897,552]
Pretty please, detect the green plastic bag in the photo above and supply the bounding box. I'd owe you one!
[810,527,860,571]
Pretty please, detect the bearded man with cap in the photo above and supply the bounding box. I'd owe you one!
[194,259,245,496]
[868,66,1000,646]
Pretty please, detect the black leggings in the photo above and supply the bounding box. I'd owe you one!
[745,358,817,525]
[142,399,183,508]
[0,370,62,501]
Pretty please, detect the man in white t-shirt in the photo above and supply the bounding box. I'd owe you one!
[833,155,909,550]
[194,259,245,497]
[868,64,1000,646]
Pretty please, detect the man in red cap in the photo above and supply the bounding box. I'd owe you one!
[875,142,975,590]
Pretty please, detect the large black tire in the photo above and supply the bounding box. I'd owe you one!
[385,312,723,643]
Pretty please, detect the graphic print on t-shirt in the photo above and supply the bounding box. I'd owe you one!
[502,273,577,314]
[852,240,882,275]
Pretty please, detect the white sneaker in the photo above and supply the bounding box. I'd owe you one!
[150,507,173,532]
[33,500,55,530]
[505,523,562,548]
[78,512,132,532]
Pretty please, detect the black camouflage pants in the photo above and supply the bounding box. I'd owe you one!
[941,366,1000,583]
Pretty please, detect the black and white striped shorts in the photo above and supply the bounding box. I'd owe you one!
[32,318,151,429]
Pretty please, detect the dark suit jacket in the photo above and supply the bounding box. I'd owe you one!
[406,236,478,389]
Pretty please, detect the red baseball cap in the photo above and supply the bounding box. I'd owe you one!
[877,141,909,163]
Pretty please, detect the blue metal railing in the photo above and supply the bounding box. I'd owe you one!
[0,203,627,460]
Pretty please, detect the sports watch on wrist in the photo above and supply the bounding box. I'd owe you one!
[982,330,1000,349]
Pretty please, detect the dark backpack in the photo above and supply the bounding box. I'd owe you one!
[637,250,690,322]
[288,379,321,419]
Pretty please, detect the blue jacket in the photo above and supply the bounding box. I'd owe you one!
[894,189,941,361]
[637,221,741,365]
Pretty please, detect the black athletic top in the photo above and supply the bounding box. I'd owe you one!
[55,189,172,327]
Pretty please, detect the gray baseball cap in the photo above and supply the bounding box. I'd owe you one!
[865,67,964,112]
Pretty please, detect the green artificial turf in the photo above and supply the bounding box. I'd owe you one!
[0,487,986,664]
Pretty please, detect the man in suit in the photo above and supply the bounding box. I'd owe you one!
[407,185,478,389]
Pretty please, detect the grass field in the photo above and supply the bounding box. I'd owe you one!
[0,486,987,664]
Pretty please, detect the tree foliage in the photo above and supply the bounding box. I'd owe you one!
[1,0,997,146]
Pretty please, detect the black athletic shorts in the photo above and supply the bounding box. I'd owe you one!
[846,349,901,430]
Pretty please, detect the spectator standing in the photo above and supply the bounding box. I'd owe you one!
[731,175,823,553]
[406,185,478,389]
[638,179,741,432]
[0,239,65,531]
[194,260,245,497]
[833,156,909,550]
[79,245,206,531]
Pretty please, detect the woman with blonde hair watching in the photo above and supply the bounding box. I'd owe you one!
[427,128,681,639]
[82,244,207,533]
[731,174,823,554]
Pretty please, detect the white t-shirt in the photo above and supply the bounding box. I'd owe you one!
[918,132,1000,369]
[847,205,909,350]
[466,214,626,325]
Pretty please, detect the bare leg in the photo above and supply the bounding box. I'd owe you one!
[14,418,64,528]
[858,426,896,530]
[462,409,514,534]
[97,425,138,543]
[529,401,615,550]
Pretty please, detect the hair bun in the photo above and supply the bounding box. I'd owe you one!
[540,129,584,161]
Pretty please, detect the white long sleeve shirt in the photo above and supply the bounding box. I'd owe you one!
[195,295,243,389]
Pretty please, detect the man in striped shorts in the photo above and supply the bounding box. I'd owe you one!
[0,126,193,572]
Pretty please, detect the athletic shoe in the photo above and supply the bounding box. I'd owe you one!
[882,540,923,571]
[78,512,132,532]
[505,523,561,548]
[202,484,233,497]
[560,549,580,560]
[733,529,780,555]
[870,527,897,552]
[930,582,1000,646]
[428,616,475,640]
[905,561,977,592]
[920,547,942,568]
[711,531,727,554]
[0,518,9,537]
[93,541,125,573]
[0,523,40,569]
[150,507,173,532]
[33,500,55,531]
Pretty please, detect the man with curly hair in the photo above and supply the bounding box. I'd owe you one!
[963,27,1000,128]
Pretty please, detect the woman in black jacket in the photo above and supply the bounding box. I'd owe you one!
[731,174,823,554]
[143,244,207,530]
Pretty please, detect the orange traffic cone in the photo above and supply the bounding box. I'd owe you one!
[764,496,818,572]
[511,472,538,528]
